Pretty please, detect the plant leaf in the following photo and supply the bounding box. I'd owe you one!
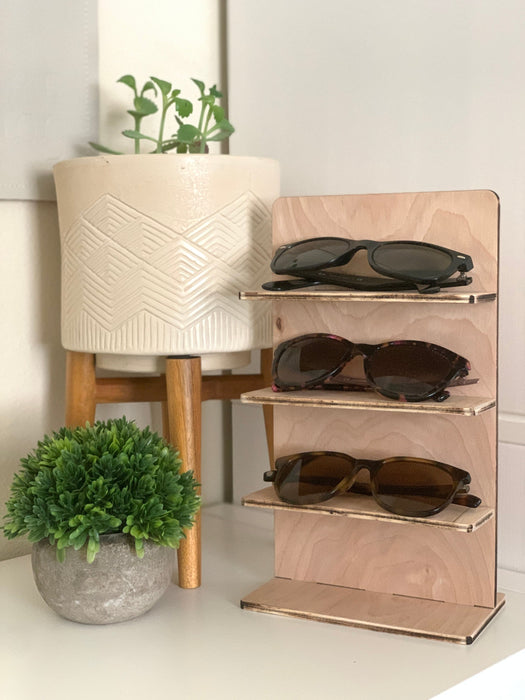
[176,124,201,144]
[200,94,215,107]
[122,130,157,142]
[205,119,235,141]
[133,96,158,116]
[211,105,225,122]
[117,74,137,92]
[160,140,180,153]
[209,84,223,99]
[150,76,172,96]
[191,78,205,94]
[88,142,124,155]
[140,80,157,97]
[173,97,193,118]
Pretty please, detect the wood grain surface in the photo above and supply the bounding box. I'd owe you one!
[241,578,505,644]
[274,510,496,607]
[240,289,497,304]
[242,387,495,417]
[242,486,494,533]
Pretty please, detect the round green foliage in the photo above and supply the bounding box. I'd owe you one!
[3,418,200,563]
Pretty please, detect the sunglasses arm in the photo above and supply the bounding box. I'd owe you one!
[350,483,482,509]
[273,270,424,292]
[263,272,473,294]
[452,492,482,508]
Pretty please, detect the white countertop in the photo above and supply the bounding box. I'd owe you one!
[1,504,525,700]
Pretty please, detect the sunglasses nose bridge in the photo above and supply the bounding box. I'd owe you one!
[340,459,376,490]
[354,458,377,475]
[338,461,363,493]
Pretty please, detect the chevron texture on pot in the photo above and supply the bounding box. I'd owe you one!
[54,155,280,358]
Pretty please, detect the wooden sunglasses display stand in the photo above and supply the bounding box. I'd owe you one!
[239,190,503,644]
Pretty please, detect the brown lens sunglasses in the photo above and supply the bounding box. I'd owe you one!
[264,451,481,517]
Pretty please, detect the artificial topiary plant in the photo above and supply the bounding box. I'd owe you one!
[89,75,234,155]
[3,417,200,563]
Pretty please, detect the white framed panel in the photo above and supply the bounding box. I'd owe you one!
[0,0,98,201]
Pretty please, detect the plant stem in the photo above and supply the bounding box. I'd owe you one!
[197,100,206,137]
[200,105,213,153]
[133,116,142,154]
[156,95,171,153]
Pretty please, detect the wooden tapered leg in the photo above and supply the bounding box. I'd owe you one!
[165,356,202,589]
[65,351,96,427]
[260,347,274,466]
[161,401,170,441]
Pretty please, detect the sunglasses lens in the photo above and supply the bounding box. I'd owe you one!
[275,337,348,387]
[275,453,352,504]
[372,243,452,280]
[373,459,457,515]
[368,343,453,399]
[274,238,351,272]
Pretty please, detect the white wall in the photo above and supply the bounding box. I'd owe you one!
[97,0,223,155]
[0,0,224,560]
[228,0,525,576]
[0,201,65,558]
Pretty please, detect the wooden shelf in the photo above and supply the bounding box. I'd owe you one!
[243,487,494,533]
[241,578,505,645]
[241,387,496,416]
[240,289,497,304]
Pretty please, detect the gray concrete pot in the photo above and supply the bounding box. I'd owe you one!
[31,533,174,624]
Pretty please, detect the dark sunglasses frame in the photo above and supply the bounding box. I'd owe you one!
[264,236,473,294]
[264,451,481,516]
[272,333,472,402]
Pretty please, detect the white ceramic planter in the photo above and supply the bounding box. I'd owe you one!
[53,155,280,371]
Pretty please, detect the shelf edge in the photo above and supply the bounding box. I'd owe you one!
[239,290,497,304]
[242,493,494,533]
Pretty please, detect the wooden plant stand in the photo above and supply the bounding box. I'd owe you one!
[64,349,273,589]
[239,190,503,643]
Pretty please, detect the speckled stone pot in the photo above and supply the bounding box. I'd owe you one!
[31,533,174,624]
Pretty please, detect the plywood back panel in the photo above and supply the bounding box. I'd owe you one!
[266,190,498,611]
[274,510,496,607]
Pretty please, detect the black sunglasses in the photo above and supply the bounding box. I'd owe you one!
[263,237,473,294]
[264,451,481,516]
[272,334,474,402]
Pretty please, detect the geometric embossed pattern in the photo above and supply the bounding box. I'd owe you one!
[61,191,274,354]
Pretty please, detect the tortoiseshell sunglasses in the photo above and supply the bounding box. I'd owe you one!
[264,452,481,516]
[272,334,473,402]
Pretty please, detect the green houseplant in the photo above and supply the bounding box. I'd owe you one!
[3,417,200,624]
[89,75,235,155]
